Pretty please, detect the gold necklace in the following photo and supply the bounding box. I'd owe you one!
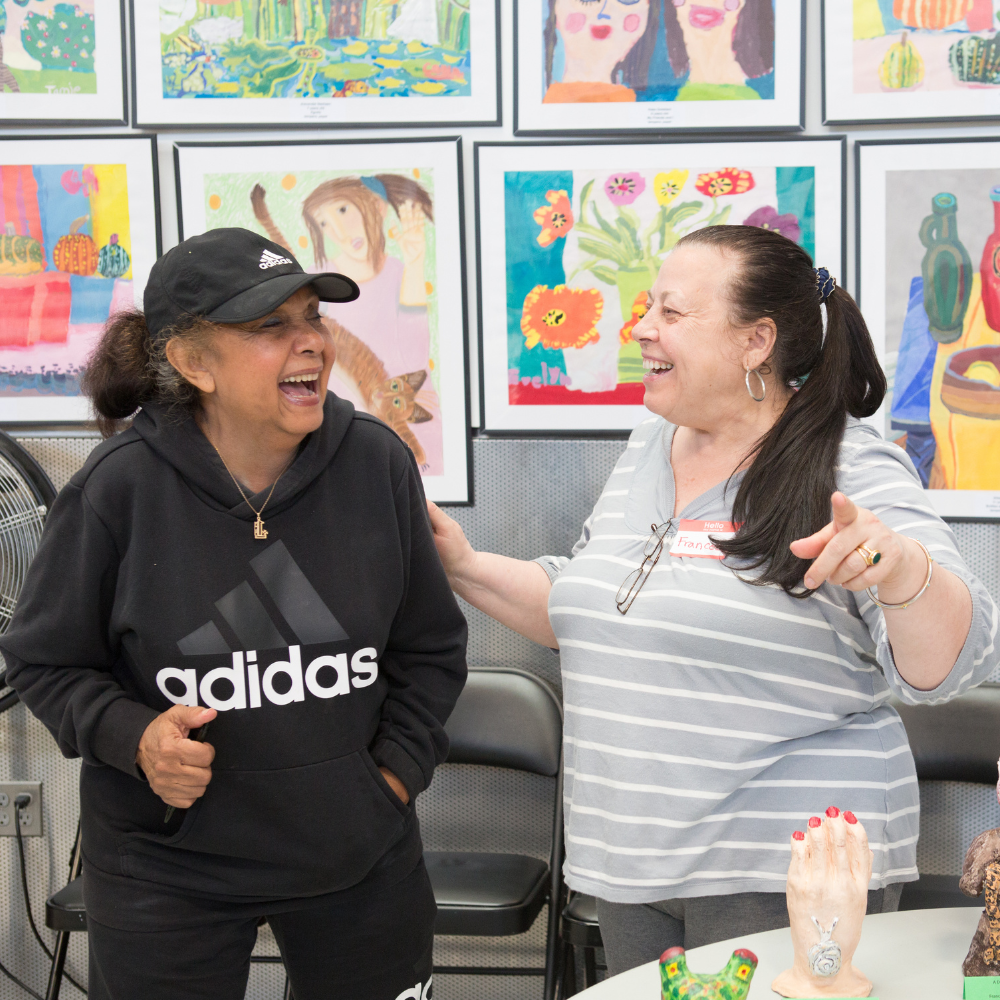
[211,442,292,541]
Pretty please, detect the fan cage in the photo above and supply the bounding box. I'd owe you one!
[0,453,47,635]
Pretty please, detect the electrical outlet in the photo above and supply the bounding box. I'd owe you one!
[0,782,42,837]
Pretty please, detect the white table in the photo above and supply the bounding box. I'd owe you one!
[577,907,982,999]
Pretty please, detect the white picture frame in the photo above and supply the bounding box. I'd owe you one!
[0,0,126,126]
[476,136,845,434]
[514,0,803,135]
[824,0,1000,125]
[857,138,1000,520]
[0,134,160,422]
[175,136,472,505]
[133,0,498,130]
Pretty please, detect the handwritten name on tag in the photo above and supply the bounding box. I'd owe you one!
[668,520,736,560]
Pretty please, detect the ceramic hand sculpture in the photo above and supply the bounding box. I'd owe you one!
[772,807,874,998]
[959,758,1000,976]
[660,946,757,1000]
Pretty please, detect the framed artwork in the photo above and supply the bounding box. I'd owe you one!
[476,137,845,434]
[857,138,1000,520]
[824,0,1000,124]
[175,137,472,505]
[0,0,126,125]
[0,135,160,423]
[132,0,498,129]
[514,0,804,135]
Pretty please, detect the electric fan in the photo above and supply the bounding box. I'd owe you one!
[0,432,55,710]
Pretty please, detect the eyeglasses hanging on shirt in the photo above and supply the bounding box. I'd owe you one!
[615,520,676,615]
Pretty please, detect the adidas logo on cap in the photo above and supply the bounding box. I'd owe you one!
[259,248,293,269]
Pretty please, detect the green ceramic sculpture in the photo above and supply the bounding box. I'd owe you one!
[920,192,972,344]
[660,946,758,1000]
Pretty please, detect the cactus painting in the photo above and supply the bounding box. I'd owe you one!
[0,0,97,95]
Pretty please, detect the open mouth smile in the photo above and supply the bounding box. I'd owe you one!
[279,371,320,402]
[642,358,674,382]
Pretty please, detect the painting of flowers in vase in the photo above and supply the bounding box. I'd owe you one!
[505,165,812,408]
[478,140,844,431]
[858,138,1000,517]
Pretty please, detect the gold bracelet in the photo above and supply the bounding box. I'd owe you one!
[865,539,933,611]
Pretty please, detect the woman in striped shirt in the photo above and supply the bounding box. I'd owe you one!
[428,225,998,974]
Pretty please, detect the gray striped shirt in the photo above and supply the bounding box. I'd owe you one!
[537,416,999,904]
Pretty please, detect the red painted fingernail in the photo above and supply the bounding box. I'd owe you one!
[826,806,840,818]
[808,816,822,828]
[792,831,805,841]
[844,811,857,825]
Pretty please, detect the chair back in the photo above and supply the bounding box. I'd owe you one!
[445,667,562,777]
[892,686,1000,784]
[892,685,1000,888]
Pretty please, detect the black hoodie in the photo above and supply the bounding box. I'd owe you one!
[0,397,468,899]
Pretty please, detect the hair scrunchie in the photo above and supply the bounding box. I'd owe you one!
[815,267,836,303]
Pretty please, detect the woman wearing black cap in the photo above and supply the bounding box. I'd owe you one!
[0,228,468,1000]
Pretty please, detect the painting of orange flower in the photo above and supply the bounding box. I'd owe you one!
[619,290,649,345]
[532,189,574,247]
[521,284,603,350]
[695,167,755,198]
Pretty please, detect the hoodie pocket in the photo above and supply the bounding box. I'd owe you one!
[121,749,406,882]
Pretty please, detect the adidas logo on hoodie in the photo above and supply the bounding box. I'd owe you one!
[157,540,376,712]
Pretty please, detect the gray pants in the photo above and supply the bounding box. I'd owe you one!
[596,884,903,978]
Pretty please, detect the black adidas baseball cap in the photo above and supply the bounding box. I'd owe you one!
[143,228,360,341]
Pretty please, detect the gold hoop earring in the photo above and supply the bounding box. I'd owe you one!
[745,366,766,402]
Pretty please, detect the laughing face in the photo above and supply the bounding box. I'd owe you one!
[554,0,651,85]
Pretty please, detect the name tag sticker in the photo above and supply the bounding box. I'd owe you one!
[965,978,1000,999]
[668,520,736,560]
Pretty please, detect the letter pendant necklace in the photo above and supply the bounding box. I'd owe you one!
[211,441,291,541]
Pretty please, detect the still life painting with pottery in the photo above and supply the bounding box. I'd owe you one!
[883,168,1000,496]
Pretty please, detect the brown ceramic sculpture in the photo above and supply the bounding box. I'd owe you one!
[772,807,874,999]
[960,800,1000,977]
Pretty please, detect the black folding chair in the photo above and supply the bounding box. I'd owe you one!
[425,666,565,999]
[893,685,1000,910]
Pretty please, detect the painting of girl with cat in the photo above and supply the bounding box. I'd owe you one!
[248,171,443,474]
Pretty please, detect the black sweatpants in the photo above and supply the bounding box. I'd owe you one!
[84,858,435,1000]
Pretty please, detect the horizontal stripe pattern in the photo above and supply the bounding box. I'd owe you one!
[535,417,999,904]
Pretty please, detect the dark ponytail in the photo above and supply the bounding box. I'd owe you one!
[675,226,886,595]
[81,310,212,438]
